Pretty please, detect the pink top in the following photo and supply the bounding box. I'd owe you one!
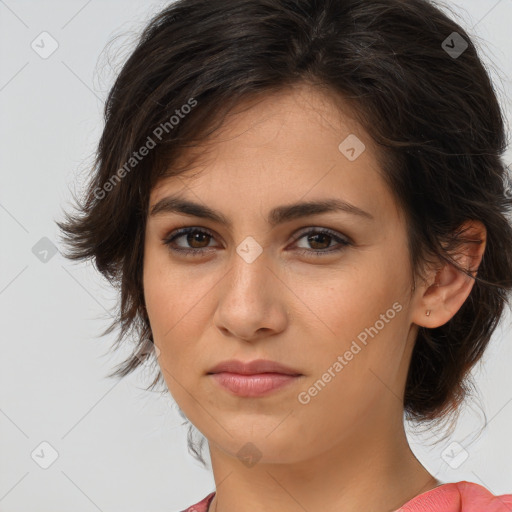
[180,481,512,512]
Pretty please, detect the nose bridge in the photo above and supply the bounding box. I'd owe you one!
[225,235,272,302]
[213,235,287,340]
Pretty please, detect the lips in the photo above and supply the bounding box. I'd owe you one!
[207,359,302,376]
[207,359,303,397]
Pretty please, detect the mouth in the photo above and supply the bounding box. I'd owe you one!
[207,359,303,397]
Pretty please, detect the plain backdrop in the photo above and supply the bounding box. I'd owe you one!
[1,1,511,511]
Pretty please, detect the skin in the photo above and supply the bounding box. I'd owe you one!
[143,82,486,512]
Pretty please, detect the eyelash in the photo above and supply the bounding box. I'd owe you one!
[162,226,352,258]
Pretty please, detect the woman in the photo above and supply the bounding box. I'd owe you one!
[57,0,512,510]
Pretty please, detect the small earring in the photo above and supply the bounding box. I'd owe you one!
[426,310,431,316]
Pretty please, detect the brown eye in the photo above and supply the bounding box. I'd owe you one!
[184,231,211,249]
[304,232,332,250]
[292,228,352,257]
[163,227,217,256]
[162,226,352,258]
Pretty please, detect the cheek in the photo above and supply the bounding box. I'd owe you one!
[289,256,411,397]
[144,244,197,336]
[292,259,406,341]
[142,248,217,382]
[143,266,204,405]
[290,278,408,440]
[143,247,185,357]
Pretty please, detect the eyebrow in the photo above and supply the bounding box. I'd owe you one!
[149,194,374,227]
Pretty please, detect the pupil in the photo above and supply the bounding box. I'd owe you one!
[189,232,209,248]
[309,233,330,249]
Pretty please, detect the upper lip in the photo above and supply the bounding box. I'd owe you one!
[207,359,302,376]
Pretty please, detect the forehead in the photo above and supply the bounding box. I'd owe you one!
[166,83,369,167]
[149,83,397,223]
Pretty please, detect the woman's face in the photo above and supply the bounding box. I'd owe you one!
[143,84,423,464]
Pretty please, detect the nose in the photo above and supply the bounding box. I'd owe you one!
[212,250,288,343]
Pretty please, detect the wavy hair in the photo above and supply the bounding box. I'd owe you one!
[57,0,512,465]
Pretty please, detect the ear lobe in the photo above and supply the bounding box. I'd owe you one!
[413,220,486,328]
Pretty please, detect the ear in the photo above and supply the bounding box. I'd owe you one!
[411,220,487,328]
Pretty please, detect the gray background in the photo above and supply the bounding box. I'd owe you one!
[1,1,511,511]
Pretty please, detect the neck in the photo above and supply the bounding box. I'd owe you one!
[207,417,439,512]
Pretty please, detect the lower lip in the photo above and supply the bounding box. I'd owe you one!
[209,372,301,397]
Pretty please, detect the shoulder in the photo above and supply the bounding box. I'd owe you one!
[397,481,512,512]
[456,481,512,511]
[179,492,215,512]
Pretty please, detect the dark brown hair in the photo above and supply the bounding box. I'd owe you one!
[57,0,512,461]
